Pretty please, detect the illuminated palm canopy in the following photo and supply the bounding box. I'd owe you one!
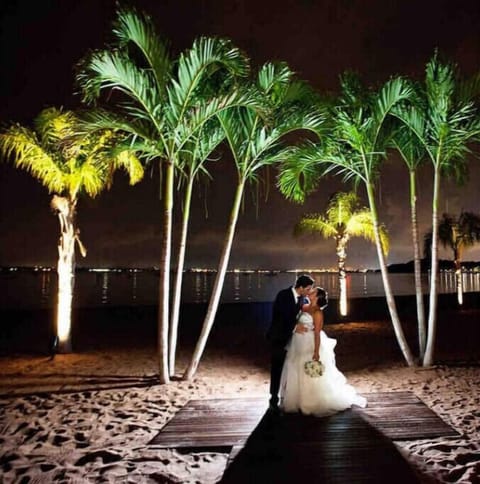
[0,107,143,200]
[295,191,389,254]
[295,191,388,316]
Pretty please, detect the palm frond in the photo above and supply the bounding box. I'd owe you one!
[167,37,250,125]
[77,109,158,147]
[0,125,66,193]
[77,48,161,128]
[276,142,326,203]
[179,121,225,178]
[70,161,106,198]
[257,62,292,98]
[374,77,413,126]
[176,87,265,151]
[111,149,145,185]
[325,192,359,226]
[295,214,338,238]
[34,107,77,148]
[113,6,172,93]
[371,76,413,149]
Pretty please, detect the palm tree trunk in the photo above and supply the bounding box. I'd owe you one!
[158,160,174,384]
[168,177,194,376]
[366,182,415,366]
[423,166,441,366]
[336,236,348,316]
[53,197,76,354]
[409,170,426,358]
[183,177,246,380]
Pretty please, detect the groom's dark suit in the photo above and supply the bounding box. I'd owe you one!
[267,287,304,407]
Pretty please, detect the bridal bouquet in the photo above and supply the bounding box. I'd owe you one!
[304,360,324,378]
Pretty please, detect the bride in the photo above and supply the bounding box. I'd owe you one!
[279,287,367,416]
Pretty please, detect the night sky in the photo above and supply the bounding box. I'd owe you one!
[1,0,480,270]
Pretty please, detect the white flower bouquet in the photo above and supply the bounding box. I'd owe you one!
[304,359,324,378]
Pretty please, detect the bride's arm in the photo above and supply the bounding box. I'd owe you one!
[312,310,323,361]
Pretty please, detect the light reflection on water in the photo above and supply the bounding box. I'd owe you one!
[1,270,479,309]
[101,273,109,305]
[40,272,51,306]
[132,272,137,301]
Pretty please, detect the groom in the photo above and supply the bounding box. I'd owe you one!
[266,274,315,411]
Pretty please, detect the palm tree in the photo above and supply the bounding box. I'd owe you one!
[393,53,480,366]
[77,6,260,382]
[425,211,480,305]
[0,107,143,353]
[295,191,388,316]
[183,62,325,380]
[168,121,225,376]
[391,123,428,358]
[279,73,416,366]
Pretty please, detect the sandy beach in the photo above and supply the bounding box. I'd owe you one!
[0,298,479,483]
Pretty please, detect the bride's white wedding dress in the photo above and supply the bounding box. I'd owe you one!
[279,311,367,416]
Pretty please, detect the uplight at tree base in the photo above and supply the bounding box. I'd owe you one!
[339,278,348,316]
[56,279,73,352]
[456,269,463,306]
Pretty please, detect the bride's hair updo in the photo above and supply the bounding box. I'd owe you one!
[314,287,328,309]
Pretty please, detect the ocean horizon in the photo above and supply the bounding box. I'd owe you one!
[2,267,480,310]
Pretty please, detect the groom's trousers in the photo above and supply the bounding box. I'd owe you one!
[269,345,287,406]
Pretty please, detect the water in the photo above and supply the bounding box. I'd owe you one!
[1,269,480,310]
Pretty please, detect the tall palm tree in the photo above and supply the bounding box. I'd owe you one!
[425,211,480,305]
[168,121,225,376]
[183,62,325,380]
[295,191,389,316]
[77,7,260,382]
[393,53,480,366]
[391,123,428,358]
[0,107,143,353]
[279,73,416,366]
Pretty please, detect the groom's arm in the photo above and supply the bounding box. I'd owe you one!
[294,323,309,334]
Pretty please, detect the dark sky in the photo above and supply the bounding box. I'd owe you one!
[1,0,480,269]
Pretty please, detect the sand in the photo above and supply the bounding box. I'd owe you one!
[0,307,479,483]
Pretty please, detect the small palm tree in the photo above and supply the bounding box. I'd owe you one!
[425,211,480,305]
[0,107,143,353]
[295,191,388,316]
[393,52,480,365]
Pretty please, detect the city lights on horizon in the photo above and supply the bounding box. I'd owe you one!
[3,265,480,275]
[1,265,368,274]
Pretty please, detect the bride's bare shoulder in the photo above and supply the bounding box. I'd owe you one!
[312,308,324,322]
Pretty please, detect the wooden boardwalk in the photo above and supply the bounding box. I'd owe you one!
[150,392,458,483]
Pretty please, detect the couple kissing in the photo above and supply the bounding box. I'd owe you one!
[266,274,366,416]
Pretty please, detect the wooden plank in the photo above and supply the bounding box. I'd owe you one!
[353,392,458,440]
[149,391,458,449]
[220,410,420,483]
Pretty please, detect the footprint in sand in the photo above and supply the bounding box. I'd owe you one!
[52,434,70,446]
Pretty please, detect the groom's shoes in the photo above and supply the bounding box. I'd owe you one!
[267,401,283,417]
